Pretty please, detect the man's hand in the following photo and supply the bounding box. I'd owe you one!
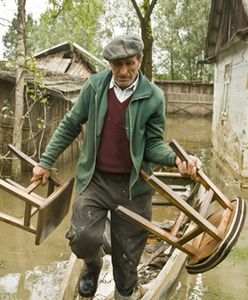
[175,155,202,180]
[31,165,51,185]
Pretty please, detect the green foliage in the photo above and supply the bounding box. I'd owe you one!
[3,0,105,59]
[32,0,105,56]
[3,14,37,60]
[98,0,139,42]
[2,0,213,82]
[153,0,213,82]
[25,58,48,105]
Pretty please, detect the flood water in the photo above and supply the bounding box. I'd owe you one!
[0,116,248,299]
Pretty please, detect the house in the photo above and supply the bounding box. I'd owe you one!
[34,42,106,78]
[0,42,106,174]
[205,0,248,180]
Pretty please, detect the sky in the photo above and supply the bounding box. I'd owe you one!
[0,0,48,59]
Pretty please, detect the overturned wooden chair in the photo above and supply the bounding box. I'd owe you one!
[116,139,246,273]
[0,145,74,245]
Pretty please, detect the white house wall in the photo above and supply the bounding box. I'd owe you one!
[212,40,248,177]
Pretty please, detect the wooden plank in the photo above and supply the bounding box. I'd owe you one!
[141,248,187,300]
[138,244,168,272]
[141,223,197,300]
[56,254,84,300]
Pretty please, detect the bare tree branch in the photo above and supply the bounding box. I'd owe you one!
[0,17,12,24]
[130,0,144,21]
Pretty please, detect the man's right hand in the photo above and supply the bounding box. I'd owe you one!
[31,165,51,185]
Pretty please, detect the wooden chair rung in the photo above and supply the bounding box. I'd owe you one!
[25,180,42,194]
[116,205,197,257]
[0,212,36,234]
[140,171,223,242]
[177,226,204,245]
[171,211,185,236]
[198,188,214,217]
[24,203,32,226]
[0,179,42,207]
[5,178,44,202]
[169,139,233,210]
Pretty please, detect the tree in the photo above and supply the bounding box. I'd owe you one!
[33,0,105,55]
[3,0,106,59]
[3,0,213,81]
[2,14,37,60]
[12,0,26,180]
[154,0,212,82]
[130,0,158,80]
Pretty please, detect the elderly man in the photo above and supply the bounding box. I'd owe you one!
[32,35,201,299]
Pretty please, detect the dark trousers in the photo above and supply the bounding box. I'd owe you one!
[66,170,152,295]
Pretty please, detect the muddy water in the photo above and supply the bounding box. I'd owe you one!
[0,116,247,299]
[0,162,77,299]
[165,116,248,300]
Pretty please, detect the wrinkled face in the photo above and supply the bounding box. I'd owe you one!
[109,55,142,89]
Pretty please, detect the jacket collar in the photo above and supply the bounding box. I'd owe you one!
[90,69,153,102]
[132,71,153,101]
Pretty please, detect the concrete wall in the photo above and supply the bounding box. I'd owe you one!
[212,40,248,178]
[155,81,213,116]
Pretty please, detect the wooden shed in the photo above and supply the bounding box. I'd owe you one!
[34,42,106,77]
[0,42,105,175]
[205,0,248,180]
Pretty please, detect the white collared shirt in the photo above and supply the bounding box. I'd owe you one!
[109,74,139,103]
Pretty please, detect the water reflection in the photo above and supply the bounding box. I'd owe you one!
[0,116,247,299]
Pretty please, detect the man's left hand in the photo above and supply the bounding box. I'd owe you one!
[175,155,202,180]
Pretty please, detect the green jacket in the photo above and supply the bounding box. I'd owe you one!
[39,70,176,197]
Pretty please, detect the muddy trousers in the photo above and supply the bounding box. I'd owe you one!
[66,170,152,296]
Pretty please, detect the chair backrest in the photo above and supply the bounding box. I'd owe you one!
[0,144,75,245]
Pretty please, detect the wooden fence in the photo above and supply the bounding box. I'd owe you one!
[155,80,213,117]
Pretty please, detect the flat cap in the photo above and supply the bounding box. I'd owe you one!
[103,34,144,61]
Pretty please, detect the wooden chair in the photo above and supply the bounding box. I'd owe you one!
[0,144,74,245]
[116,140,246,273]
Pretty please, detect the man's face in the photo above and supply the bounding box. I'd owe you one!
[109,55,142,89]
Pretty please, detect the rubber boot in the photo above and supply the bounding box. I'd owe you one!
[78,256,103,297]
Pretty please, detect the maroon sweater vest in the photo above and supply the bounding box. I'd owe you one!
[96,88,132,174]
